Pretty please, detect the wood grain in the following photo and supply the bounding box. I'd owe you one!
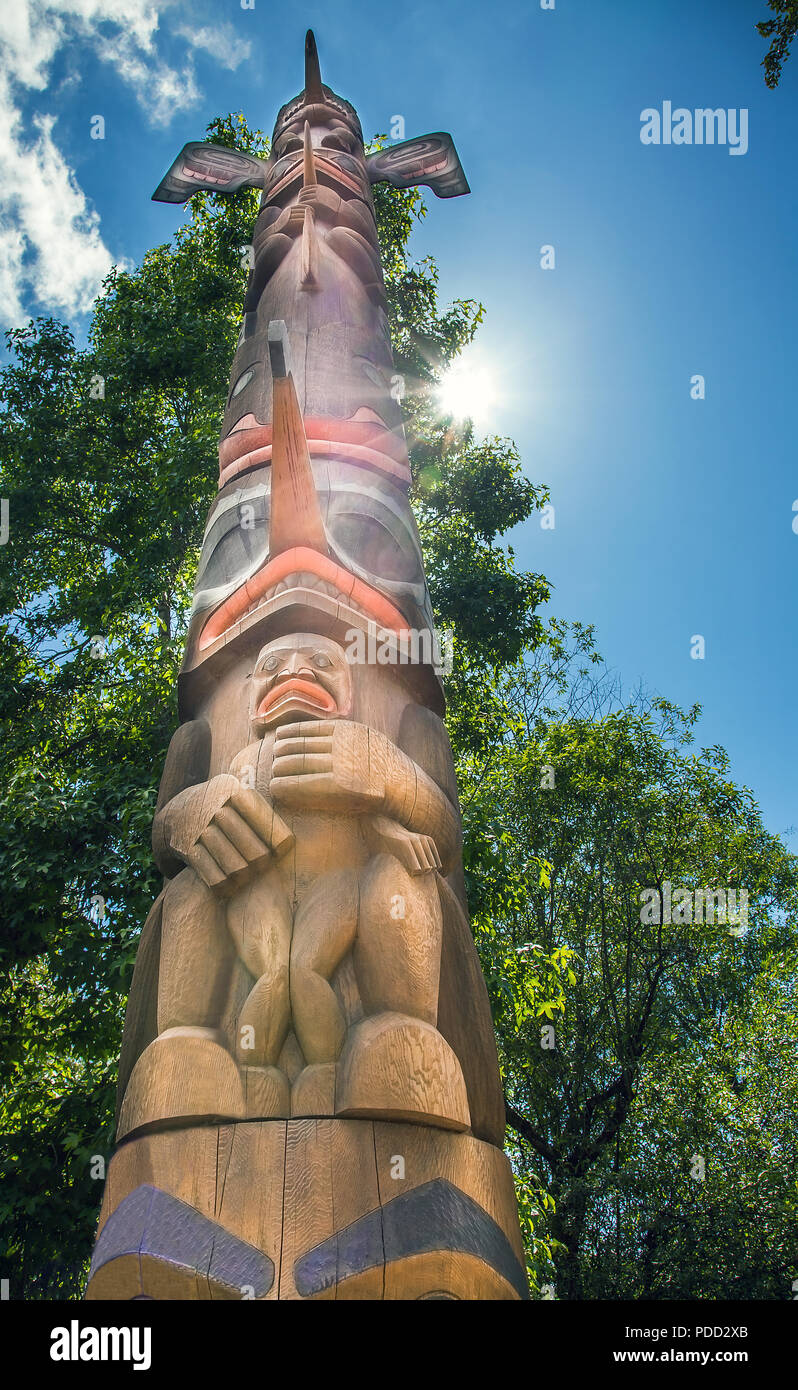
[93,30,526,1297]
[87,1118,526,1301]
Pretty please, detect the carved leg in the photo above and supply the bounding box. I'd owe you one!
[118,869,245,1138]
[354,852,441,1020]
[227,874,293,1117]
[338,854,470,1131]
[290,869,358,1115]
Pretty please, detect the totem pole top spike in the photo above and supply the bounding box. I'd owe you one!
[304,29,325,103]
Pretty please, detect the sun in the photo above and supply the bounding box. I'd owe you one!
[436,350,498,430]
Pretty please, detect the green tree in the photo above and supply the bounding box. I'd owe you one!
[593,946,798,1299]
[0,115,549,1297]
[757,1,798,86]
[460,641,798,1298]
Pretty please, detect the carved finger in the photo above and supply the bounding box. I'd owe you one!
[231,784,281,843]
[188,843,227,889]
[398,836,423,874]
[213,804,269,863]
[199,824,248,876]
[276,719,337,741]
[411,841,431,873]
[421,836,442,871]
[394,841,418,875]
[272,736,333,759]
[270,772,335,805]
[272,753,332,778]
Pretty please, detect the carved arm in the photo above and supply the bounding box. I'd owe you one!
[269,719,459,872]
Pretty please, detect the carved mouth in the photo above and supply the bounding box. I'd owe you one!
[256,678,336,717]
[199,545,411,650]
[266,151,365,203]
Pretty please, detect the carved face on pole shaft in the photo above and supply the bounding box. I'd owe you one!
[155,33,468,713]
[249,633,353,734]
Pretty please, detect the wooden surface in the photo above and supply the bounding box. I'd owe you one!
[117,632,483,1142]
[86,1119,527,1301]
[93,28,526,1296]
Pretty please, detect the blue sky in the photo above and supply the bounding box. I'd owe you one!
[2,0,796,838]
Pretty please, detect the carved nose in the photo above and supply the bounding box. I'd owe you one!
[267,320,328,559]
[277,654,315,679]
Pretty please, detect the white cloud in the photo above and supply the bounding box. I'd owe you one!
[100,30,201,127]
[0,1,252,327]
[176,22,252,72]
[0,76,114,324]
[0,2,164,94]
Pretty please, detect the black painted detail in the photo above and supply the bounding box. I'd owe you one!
[89,1184,274,1297]
[294,1178,529,1299]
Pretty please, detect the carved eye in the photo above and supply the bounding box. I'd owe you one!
[193,491,269,599]
[231,366,256,399]
[321,132,354,153]
[324,151,361,177]
[277,135,303,155]
[329,512,420,583]
[313,652,332,668]
[262,654,280,672]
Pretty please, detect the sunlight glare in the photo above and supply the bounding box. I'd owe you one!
[436,351,499,430]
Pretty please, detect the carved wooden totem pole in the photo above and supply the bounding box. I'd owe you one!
[86,32,528,1301]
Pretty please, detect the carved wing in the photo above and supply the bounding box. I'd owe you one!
[366,133,470,199]
[152,142,268,204]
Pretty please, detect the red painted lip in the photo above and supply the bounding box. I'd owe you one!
[218,415,411,488]
[199,545,412,651]
[256,677,336,716]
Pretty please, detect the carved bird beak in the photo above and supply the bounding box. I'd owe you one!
[267,321,328,559]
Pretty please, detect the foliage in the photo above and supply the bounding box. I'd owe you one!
[757,0,798,86]
[458,634,798,1299]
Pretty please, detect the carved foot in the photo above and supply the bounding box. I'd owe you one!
[291,1062,336,1116]
[335,1013,471,1132]
[242,1064,290,1118]
[117,1027,246,1139]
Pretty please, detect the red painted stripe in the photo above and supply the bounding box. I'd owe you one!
[199,545,412,650]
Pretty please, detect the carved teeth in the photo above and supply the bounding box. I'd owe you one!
[232,579,373,626]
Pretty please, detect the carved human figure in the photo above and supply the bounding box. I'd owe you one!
[120,632,470,1135]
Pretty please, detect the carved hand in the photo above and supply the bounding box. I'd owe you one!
[296,184,337,217]
[156,774,293,891]
[363,814,442,876]
[270,720,390,813]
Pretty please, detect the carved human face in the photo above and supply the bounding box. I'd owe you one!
[249,633,352,734]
